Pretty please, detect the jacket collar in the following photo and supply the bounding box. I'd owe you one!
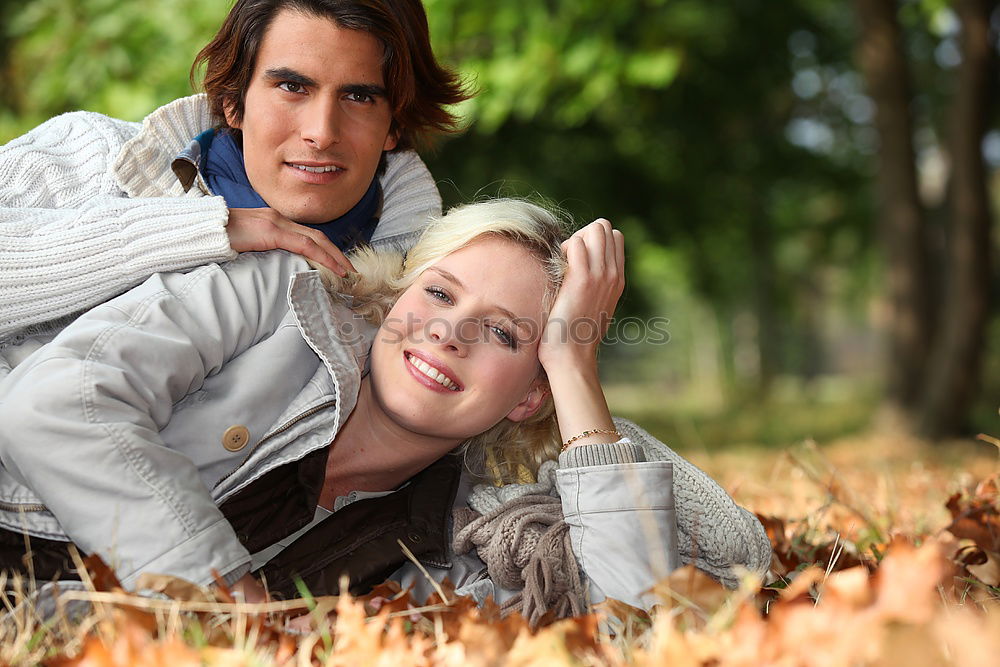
[287,270,378,433]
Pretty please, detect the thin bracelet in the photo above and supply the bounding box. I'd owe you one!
[560,428,622,453]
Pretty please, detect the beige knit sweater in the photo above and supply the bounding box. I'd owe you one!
[0,95,441,343]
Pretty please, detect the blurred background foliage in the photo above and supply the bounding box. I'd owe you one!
[1,0,997,451]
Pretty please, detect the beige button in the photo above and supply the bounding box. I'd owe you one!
[222,425,250,452]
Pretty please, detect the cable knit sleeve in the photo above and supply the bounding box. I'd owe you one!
[370,150,442,250]
[598,417,773,588]
[0,111,232,342]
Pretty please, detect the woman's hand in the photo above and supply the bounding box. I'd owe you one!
[230,572,268,603]
[537,219,624,451]
[538,219,625,370]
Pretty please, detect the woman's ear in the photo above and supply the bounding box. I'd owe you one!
[505,379,549,423]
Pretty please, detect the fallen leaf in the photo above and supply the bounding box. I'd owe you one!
[966,549,1000,587]
[134,572,216,603]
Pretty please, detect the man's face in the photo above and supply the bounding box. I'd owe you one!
[225,9,398,223]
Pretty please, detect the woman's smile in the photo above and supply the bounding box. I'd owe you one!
[404,350,462,392]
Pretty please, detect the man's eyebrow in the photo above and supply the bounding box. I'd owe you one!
[261,69,387,99]
[427,267,526,327]
[341,83,388,99]
[263,67,318,88]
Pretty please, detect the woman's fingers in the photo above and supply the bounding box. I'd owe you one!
[540,218,624,368]
[613,229,625,272]
[571,218,623,286]
[564,219,624,317]
[571,218,619,277]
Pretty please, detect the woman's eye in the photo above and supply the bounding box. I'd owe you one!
[424,287,452,304]
[490,325,516,350]
[278,81,304,94]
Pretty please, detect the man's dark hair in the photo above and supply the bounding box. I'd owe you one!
[191,0,470,151]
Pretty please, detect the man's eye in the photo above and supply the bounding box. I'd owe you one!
[346,92,374,104]
[278,81,304,93]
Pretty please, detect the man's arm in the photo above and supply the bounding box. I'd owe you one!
[371,150,443,249]
[0,111,234,341]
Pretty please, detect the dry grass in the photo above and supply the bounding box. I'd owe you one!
[1,431,997,666]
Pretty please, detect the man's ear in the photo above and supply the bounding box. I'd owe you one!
[382,127,399,152]
[223,99,242,130]
[505,379,549,423]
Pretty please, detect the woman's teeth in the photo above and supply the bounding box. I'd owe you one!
[406,354,458,391]
[293,164,340,173]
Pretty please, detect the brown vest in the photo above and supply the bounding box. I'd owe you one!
[224,451,461,599]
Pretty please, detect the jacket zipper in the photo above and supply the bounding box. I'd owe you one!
[214,399,338,490]
[0,500,47,512]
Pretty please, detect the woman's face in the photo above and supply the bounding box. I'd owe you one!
[369,236,550,441]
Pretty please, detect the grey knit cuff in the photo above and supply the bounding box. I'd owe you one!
[558,438,646,468]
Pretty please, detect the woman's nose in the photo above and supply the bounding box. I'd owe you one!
[426,316,471,356]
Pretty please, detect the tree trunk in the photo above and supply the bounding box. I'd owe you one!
[918,0,997,438]
[855,0,935,423]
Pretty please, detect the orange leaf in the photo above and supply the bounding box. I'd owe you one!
[82,554,123,593]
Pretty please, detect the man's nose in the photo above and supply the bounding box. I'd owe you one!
[300,97,341,150]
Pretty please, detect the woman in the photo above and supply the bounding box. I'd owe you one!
[0,199,769,614]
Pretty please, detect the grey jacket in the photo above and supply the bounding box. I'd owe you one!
[0,251,371,587]
[0,250,769,605]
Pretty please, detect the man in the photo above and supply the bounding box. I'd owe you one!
[0,0,468,344]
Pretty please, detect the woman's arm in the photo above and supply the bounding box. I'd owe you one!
[602,417,773,588]
[558,422,772,599]
[530,220,678,609]
[0,251,308,588]
[537,220,770,607]
[537,219,624,448]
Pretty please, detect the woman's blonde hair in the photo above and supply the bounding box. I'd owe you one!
[312,198,570,483]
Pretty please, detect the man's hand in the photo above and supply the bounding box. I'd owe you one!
[227,208,356,276]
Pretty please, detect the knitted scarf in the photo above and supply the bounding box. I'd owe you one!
[452,461,586,627]
[200,130,381,250]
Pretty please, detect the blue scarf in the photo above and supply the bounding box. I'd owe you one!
[199,130,381,251]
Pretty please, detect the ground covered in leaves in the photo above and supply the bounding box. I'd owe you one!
[1,432,997,666]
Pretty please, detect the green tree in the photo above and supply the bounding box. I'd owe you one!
[0,0,225,138]
[424,0,873,395]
